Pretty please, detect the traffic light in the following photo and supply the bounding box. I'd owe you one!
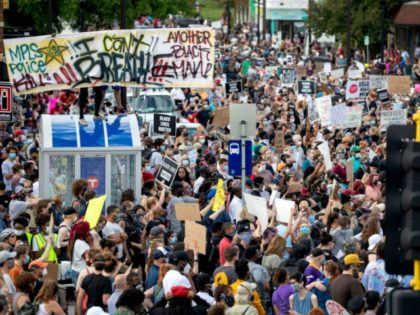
[385,125,414,275]
[401,141,420,260]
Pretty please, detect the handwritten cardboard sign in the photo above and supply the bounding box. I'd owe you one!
[4,28,215,94]
[213,107,230,128]
[380,109,407,128]
[184,221,207,254]
[174,203,201,221]
[369,75,388,91]
[346,160,354,183]
[274,199,294,224]
[274,131,284,153]
[315,95,332,127]
[388,75,411,95]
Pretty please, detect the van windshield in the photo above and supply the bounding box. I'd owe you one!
[134,95,173,113]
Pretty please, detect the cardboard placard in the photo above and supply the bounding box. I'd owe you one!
[318,141,333,171]
[315,95,332,127]
[282,68,296,84]
[212,107,230,128]
[274,199,294,224]
[330,103,347,127]
[274,130,284,154]
[388,75,411,95]
[43,263,59,281]
[369,75,388,91]
[155,156,180,188]
[348,68,363,79]
[225,80,243,94]
[244,193,268,232]
[84,195,107,229]
[298,80,316,95]
[345,80,361,99]
[296,67,306,79]
[153,114,176,136]
[380,109,407,128]
[174,203,201,221]
[346,160,354,183]
[184,221,207,254]
[330,68,345,79]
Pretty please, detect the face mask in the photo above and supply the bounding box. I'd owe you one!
[24,255,30,265]
[225,295,235,307]
[14,229,23,236]
[160,146,166,152]
[45,227,51,234]
[223,165,228,172]
[183,263,191,274]
[42,268,48,277]
[7,260,14,269]
[169,235,178,245]
[200,139,206,144]
[9,153,16,160]
[225,232,235,240]
[300,226,311,234]
[145,166,153,172]
[182,160,189,166]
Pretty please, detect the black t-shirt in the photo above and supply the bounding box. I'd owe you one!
[196,109,211,127]
[81,273,112,310]
[0,194,11,210]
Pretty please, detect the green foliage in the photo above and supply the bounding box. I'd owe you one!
[12,0,195,35]
[309,0,407,47]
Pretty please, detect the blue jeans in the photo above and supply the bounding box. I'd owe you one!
[70,269,79,286]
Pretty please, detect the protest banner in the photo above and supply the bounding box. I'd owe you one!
[298,80,316,94]
[330,68,345,79]
[282,68,296,84]
[225,80,243,94]
[308,99,319,123]
[185,221,207,254]
[323,62,332,73]
[155,156,180,188]
[315,95,332,127]
[348,68,363,79]
[244,193,268,232]
[330,103,346,127]
[212,107,230,128]
[346,160,354,183]
[274,199,294,223]
[4,28,215,94]
[213,179,226,211]
[174,203,201,221]
[345,80,361,99]
[380,109,407,128]
[359,80,370,98]
[84,194,107,229]
[318,141,333,171]
[388,75,411,95]
[269,190,280,207]
[326,300,350,315]
[342,108,363,129]
[378,89,389,103]
[153,114,176,136]
[319,72,328,83]
[274,130,284,153]
[369,75,388,90]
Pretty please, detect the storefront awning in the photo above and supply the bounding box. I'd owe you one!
[267,9,308,21]
[394,2,420,26]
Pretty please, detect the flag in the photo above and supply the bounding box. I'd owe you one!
[212,179,226,211]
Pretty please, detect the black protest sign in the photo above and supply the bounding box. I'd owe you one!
[298,80,316,95]
[225,80,243,94]
[357,100,369,113]
[0,82,12,122]
[359,80,370,99]
[154,114,176,136]
[282,68,296,84]
[155,156,180,188]
[378,89,389,103]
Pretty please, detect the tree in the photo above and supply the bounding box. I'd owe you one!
[309,0,407,50]
[8,0,195,35]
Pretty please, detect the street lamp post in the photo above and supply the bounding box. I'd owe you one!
[380,0,385,62]
[257,0,260,43]
[346,0,352,69]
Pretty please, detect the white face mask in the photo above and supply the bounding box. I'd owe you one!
[45,227,51,234]
[183,263,191,274]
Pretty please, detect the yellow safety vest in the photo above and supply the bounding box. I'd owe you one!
[25,232,33,246]
[34,233,58,263]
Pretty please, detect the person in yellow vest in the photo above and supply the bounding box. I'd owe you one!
[32,213,59,263]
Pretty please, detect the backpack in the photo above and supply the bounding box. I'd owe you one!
[17,302,40,315]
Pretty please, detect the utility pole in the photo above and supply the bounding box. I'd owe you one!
[380,0,385,62]
[262,0,266,38]
[48,0,53,34]
[121,0,127,111]
[257,0,260,44]
[346,0,352,69]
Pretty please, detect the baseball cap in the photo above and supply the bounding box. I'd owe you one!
[150,225,165,237]
[153,247,168,260]
[63,207,77,216]
[0,251,16,264]
[29,260,48,269]
[368,234,382,251]
[169,251,190,264]
[311,248,324,258]
[0,228,16,241]
[344,254,362,266]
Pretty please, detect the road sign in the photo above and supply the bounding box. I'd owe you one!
[229,103,257,139]
[228,140,252,176]
[0,82,12,122]
[155,156,180,188]
[364,35,369,46]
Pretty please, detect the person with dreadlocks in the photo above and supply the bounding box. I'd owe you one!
[69,221,92,285]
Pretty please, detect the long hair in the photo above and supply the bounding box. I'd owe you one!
[67,221,91,260]
[157,263,173,288]
[145,237,162,273]
[264,235,286,257]
[35,280,58,303]
[361,218,380,242]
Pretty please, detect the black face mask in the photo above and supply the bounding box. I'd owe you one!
[225,295,235,307]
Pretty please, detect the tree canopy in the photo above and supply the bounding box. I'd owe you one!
[6,0,195,35]
[308,0,407,49]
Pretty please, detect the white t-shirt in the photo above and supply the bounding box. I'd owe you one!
[193,176,205,195]
[229,196,243,223]
[102,221,123,258]
[9,200,29,219]
[162,269,191,294]
[71,239,90,273]
[3,273,16,295]
[1,159,16,192]
[149,151,163,170]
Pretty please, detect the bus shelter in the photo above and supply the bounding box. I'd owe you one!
[39,114,142,207]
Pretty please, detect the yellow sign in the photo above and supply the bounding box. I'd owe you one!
[84,195,107,229]
[212,179,225,211]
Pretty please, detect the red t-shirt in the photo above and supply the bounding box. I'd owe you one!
[219,237,232,266]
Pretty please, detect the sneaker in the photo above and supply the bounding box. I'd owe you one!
[94,113,107,121]
[79,118,88,126]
